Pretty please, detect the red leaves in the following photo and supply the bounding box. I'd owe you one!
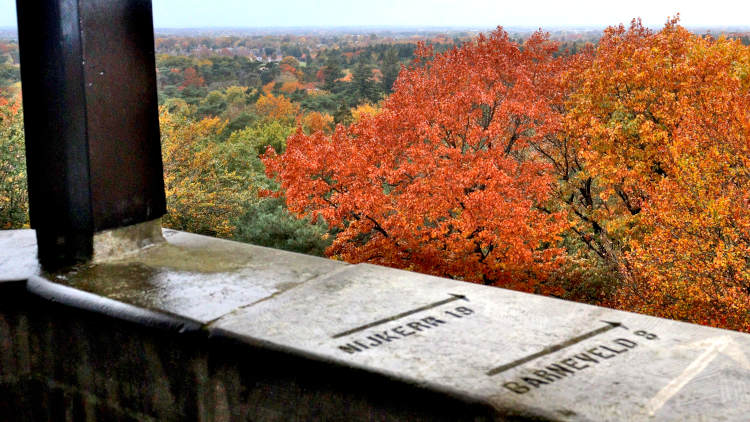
[179,67,204,90]
[265,20,750,333]
[263,28,567,290]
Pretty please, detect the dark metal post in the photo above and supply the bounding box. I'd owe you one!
[15,0,166,269]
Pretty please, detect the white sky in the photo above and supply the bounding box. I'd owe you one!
[1,0,749,29]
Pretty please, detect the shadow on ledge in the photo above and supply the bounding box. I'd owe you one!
[0,286,505,421]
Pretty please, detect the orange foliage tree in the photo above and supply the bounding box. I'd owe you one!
[279,80,302,94]
[264,29,567,292]
[255,93,300,124]
[301,111,334,134]
[566,18,750,330]
[279,56,304,81]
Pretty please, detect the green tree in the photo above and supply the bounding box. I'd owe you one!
[196,90,227,118]
[322,52,344,92]
[259,62,280,85]
[225,120,294,156]
[333,102,352,126]
[381,47,400,94]
[232,196,332,256]
[350,60,380,104]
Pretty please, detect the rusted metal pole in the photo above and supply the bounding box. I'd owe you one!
[15,0,165,269]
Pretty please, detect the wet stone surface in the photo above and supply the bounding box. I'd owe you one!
[2,229,750,420]
[46,229,347,324]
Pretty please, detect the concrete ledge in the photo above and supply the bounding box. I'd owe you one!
[25,275,202,334]
[1,229,750,421]
[1,288,496,421]
[0,229,41,282]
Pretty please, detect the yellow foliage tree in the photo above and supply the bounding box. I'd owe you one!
[160,107,259,238]
[254,93,300,124]
[350,103,380,123]
[565,18,750,331]
[0,96,28,229]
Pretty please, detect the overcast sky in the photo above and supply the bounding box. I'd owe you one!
[1,0,749,29]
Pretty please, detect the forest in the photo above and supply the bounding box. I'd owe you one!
[1,19,749,332]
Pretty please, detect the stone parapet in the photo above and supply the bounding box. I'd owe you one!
[1,228,749,421]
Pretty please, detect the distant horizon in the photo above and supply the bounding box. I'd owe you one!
[1,23,749,32]
[2,0,750,29]
[2,24,749,42]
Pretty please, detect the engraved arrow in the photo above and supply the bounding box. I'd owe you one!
[331,293,468,339]
[486,321,625,376]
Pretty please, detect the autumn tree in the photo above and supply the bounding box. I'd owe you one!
[160,107,258,237]
[264,29,567,292]
[351,103,380,123]
[254,93,300,124]
[565,18,750,331]
[279,55,304,81]
[280,55,300,69]
[0,96,28,229]
[180,67,205,89]
[301,111,334,134]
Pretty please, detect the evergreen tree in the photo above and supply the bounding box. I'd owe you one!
[322,52,344,92]
[232,196,332,256]
[381,48,400,94]
[350,60,380,104]
[333,102,352,126]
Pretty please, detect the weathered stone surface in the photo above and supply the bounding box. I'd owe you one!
[1,293,491,422]
[208,263,750,421]
[2,228,750,420]
[0,229,40,282]
[47,229,347,324]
